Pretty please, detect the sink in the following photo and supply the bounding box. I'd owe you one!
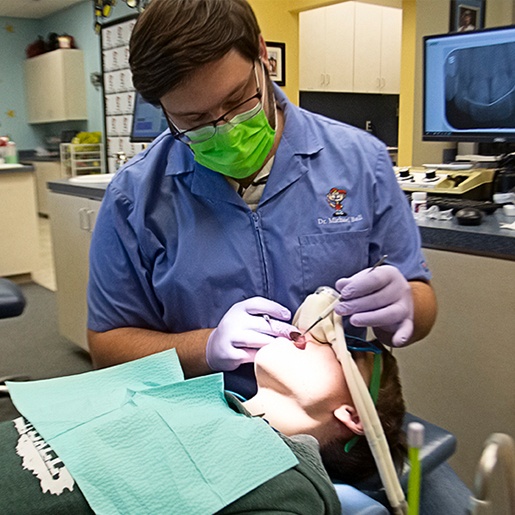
[0,163,24,170]
[69,174,115,184]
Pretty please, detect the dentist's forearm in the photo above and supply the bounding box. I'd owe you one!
[408,280,437,344]
[87,327,214,378]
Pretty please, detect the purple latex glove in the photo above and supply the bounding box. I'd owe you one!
[206,297,297,372]
[334,265,414,347]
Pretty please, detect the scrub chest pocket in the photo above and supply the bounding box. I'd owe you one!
[299,229,369,295]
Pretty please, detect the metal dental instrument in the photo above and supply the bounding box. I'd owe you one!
[369,253,388,272]
[291,255,388,342]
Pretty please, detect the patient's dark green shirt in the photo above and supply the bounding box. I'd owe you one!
[0,396,341,514]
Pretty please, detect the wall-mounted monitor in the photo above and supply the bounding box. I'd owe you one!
[130,92,168,143]
[423,25,515,143]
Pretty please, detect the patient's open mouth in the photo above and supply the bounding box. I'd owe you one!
[289,332,307,349]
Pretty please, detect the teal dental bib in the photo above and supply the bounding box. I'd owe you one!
[8,350,298,515]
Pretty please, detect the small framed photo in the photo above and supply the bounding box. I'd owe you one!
[265,41,286,86]
[449,0,486,33]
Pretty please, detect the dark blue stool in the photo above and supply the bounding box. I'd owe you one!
[0,279,25,320]
[0,279,27,395]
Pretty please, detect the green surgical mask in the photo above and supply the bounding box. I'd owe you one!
[189,103,276,179]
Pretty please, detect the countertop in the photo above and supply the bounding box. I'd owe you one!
[417,212,515,260]
[48,178,515,261]
[0,163,35,174]
[49,177,109,200]
[18,150,60,163]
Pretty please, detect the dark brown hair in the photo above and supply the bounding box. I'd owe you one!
[320,344,407,484]
[129,0,261,104]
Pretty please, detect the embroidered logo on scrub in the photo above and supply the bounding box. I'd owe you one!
[13,417,74,495]
[326,187,347,216]
[318,187,363,225]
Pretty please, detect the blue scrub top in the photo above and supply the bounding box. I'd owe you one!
[88,86,430,387]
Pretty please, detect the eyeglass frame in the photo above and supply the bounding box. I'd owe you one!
[160,61,263,145]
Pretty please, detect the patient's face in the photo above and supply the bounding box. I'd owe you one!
[252,336,371,442]
[255,337,349,409]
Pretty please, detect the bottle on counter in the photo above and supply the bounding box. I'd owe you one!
[411,192,427,218]
[4,141,18,164]
[0,136,8,164]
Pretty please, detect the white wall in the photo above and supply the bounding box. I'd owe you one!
[397,248,515,488]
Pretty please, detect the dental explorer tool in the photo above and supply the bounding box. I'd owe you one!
[369,254,388,272]
[291,254,388,341]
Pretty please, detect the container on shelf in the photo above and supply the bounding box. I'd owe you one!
[60,143,105,177]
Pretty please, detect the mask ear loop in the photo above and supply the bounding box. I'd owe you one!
[259,58,278,131]
[332,316,408,515]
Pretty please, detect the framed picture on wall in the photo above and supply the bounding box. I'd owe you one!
[449,0,486,32]
[265,41,285,86]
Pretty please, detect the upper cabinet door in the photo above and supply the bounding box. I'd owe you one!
[379,6,402,94]
[324,1,355,93]
[353,2,383,93]
[299,1,401,95]
[24,49,87,124]
[299,7,327,90]
[299,2,355,92]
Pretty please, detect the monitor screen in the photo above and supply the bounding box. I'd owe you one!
[423,25,515,142]
[130,92,168,142]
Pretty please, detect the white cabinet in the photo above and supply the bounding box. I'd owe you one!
[299,2,355,92]
[299,1,402,94]
[353,3,402,94]
[48,191,101,350]
[24,49,87,123]
[33,161,66,216]
[0,170,39,276]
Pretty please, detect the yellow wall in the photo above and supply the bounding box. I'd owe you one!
[397,0,416,165]
[248,0,300,103]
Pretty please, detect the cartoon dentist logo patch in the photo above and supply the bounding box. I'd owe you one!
[326,187,347,216]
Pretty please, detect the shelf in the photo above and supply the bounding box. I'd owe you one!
[60,143,105,177]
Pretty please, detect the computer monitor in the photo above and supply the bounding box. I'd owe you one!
[423,25,515,143]
[130,92,168,143]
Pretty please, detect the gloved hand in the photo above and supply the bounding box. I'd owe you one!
[334,265,414,347]
[206,297,297,372]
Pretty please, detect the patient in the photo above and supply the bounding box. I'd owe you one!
[0,288,406,514]
[245,286,406,484]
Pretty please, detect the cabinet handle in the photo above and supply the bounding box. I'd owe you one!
[78,208,90,231]
[87,210,96,233]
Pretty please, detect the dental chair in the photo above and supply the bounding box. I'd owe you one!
[334,413,460,515]
[0,278,27,396]
[0,279,25,320]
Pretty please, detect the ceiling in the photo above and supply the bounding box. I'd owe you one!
[0,0,85,19]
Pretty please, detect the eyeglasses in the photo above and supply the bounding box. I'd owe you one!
[162,63,262,145]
